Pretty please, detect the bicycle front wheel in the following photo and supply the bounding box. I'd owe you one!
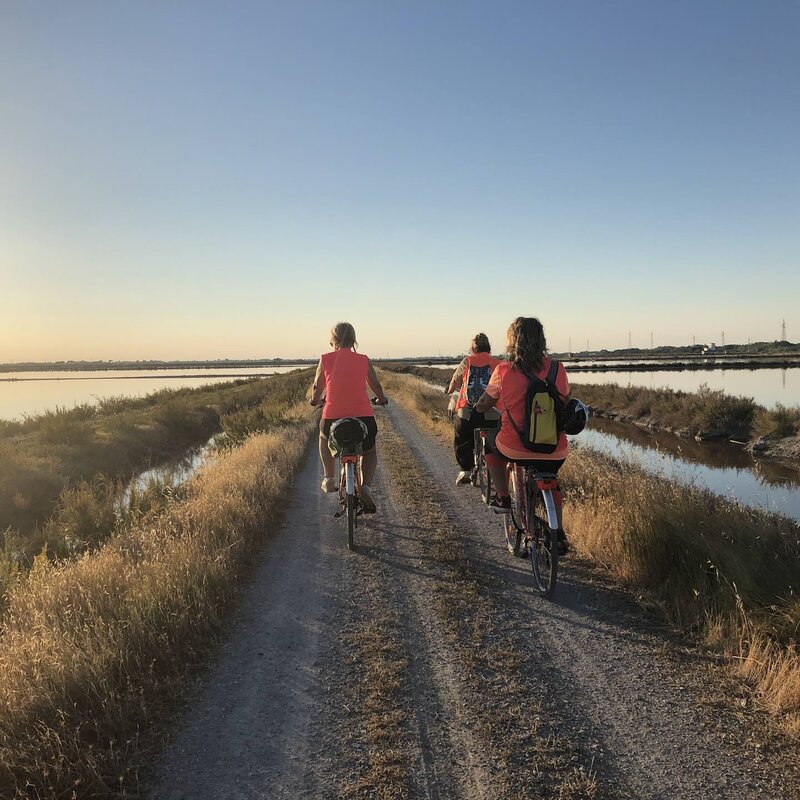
[530,514,558,599]
[505,468,523,556]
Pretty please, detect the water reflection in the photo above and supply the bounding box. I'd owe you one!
[571,367,800,409]
[121,436,218,507]
[0,367,305,421]
[578,419,800,523]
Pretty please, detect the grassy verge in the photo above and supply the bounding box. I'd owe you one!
[0,404,315,798]
[381,370,800,738]
[0,370,312,568]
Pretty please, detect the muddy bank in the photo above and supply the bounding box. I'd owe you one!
[587,405,800,464]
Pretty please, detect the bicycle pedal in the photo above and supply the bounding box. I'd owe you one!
[333,510,344,519]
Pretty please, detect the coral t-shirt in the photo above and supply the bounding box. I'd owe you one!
[485,358,570,461]
[321,348,374,419]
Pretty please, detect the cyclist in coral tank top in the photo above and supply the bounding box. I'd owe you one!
[310,322,388,513]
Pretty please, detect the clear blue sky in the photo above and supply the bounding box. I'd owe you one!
[1,1,798,360]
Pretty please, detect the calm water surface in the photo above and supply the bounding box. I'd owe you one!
[578,418,800,523]
[0,366,308,421]
[571,367,800,409]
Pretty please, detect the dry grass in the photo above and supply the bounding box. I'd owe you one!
[0,370,312,591]
[387,369,800,739]
[378,370,452,440]
[560,448,800,737]
[0,409,315,798]
[341,616,410,800]
[0,370,312,542]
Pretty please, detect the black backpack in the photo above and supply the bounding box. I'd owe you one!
[506,360,565,454]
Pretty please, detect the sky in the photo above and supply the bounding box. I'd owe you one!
[1,1,798,361]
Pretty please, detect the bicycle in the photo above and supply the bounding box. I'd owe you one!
[318,398,386,551]
[502,464,560,599]
[470,427,494,504]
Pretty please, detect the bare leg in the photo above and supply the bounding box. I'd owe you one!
[319,435,335,479]
[486,452,509,496]
[553,489,564,528]
[361,447,377,487]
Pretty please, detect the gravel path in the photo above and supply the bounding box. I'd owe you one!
[385,401,798,799]
[147,405,799,800]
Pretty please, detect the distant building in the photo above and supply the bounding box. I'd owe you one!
[703,342,718,354]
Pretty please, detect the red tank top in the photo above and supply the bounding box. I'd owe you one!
[321,348,374,419]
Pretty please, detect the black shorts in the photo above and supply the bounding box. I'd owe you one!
[320,416,378,452]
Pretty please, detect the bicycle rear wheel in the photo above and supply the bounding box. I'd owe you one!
[530,513,558,598]
[346,493,356,550]
[475,437,491,503]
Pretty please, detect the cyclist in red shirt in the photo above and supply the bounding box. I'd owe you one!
[310,322,388,513]
[475,317,570,554]
[446,333,502,485]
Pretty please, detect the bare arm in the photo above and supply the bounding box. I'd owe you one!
[310,358,324,405]
[474,390,498,414]
[446,359,466,394]
[367,360,388,404]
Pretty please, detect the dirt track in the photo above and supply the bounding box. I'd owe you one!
[148,403,799,800]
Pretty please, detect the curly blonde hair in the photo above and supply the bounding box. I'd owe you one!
[506,317,547,371]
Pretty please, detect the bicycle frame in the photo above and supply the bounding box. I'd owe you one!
[507,464,560,598]
[471,427,494,503]
[337,454,361,550]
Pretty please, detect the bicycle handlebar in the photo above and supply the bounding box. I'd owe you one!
[310,396,389,408]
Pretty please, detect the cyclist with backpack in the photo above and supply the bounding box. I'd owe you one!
[446,333,502,485]
[474,317,571,554]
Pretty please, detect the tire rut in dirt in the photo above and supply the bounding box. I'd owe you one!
[366,488,494,800]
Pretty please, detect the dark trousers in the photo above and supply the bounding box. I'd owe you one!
[453,411,499,470]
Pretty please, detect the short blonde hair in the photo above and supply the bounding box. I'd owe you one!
[331,321,357,350]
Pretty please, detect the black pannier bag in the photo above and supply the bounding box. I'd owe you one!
[328,417,369,456]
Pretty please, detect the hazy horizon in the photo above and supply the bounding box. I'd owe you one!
[3,2,798,362]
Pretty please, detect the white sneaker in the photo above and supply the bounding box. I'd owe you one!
[360,485,377,513]
[455,470,471,485]
[321,477,337,493]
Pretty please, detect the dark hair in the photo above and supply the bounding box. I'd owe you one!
[506,317,547,371]
[471,332,491,353]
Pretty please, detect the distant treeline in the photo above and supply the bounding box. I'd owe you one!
[2,341,799,373]
[555,341,800,359]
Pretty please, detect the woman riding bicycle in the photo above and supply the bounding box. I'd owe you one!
[474,316,571,554]
[310,322,388,513]
[446,332,502,485]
